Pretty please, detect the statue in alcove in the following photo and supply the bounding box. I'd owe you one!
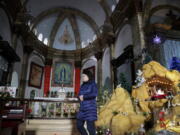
[30,90,36,99]
[59,66,66,83]
[30,90,40,116]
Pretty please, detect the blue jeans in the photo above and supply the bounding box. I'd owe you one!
[77,119,96,135]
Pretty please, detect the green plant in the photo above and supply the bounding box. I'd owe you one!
[97,88,112,106]
[143,112,148,117]
[118,73,131,92]
[146,129,156,135]
[0,92,11,98]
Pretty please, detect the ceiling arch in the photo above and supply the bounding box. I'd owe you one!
[148,5,180,24]
[29,7,100,50]
[26,0,106,26]
[68,15,81,49]
[31,7,100,35]
[49,13,66,47]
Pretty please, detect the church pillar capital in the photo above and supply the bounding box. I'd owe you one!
[95,51,103,61]
[45,58,53,66]
[75,61,82,68]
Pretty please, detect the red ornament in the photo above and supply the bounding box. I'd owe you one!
[159,111,166,128]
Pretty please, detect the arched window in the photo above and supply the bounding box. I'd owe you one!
[81,41,87,48]
[87,39,92,44]
[93,35,97,41]
[38,33,43,41]
[44,38,48,45]
[112,5,115,12]
[28,20,31,26]
[33,28,38,35]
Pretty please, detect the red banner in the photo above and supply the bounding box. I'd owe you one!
[75,68,81,96]
[44,66,51,96]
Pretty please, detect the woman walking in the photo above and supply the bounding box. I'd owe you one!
[76,70,98,135]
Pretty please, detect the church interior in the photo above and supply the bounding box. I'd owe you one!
[0,0,180,135]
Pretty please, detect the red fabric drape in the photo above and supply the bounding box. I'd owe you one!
[44,66,51,96]
[75,68,81,96]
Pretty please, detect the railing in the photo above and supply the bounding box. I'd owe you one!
[0,98,80,120]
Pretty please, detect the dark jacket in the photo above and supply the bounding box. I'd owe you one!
[77,80,98,121]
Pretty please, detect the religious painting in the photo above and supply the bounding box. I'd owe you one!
[83,66,95,81]
[29,62,44,88]
[52,62,74,87]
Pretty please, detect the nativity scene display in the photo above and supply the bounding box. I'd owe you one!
[96,61,180,135]
[146,75,174,100]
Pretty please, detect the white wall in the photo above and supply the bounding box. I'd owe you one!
[114,24,133,58]
[114,24,133,86]
[25,53,45,98]
[0,8,12,44]
[11,38,24,87]
[11,72,18,87]
[102,47,111,90]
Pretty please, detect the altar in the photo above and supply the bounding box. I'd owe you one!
[29,97,79,119]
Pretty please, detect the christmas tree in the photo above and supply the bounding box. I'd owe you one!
[118,73,131,92]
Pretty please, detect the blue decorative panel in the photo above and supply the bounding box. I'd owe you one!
[52,62,74,87]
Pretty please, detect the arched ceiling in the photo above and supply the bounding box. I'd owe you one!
[26,0,108,27]
[25,0,118,51]
[29,7,100,50]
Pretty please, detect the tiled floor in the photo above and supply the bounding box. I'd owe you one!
[25,119,80,135]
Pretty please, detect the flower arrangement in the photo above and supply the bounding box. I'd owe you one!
[134,70,146,88]
[96,126,112,135]
[97,89,112,106]
[63,103,79,117]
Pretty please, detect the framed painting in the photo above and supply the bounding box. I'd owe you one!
[28,62,44,88]
[52,61,74,87]
[83,66,95,80]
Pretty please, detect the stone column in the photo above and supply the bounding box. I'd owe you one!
[109,43,115,90]
[132,0,146,70]
[95,52,103,91]
[19,46,32,98]
[5,63,13,86]
[74,61,82,69]
[6,34,18,86]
